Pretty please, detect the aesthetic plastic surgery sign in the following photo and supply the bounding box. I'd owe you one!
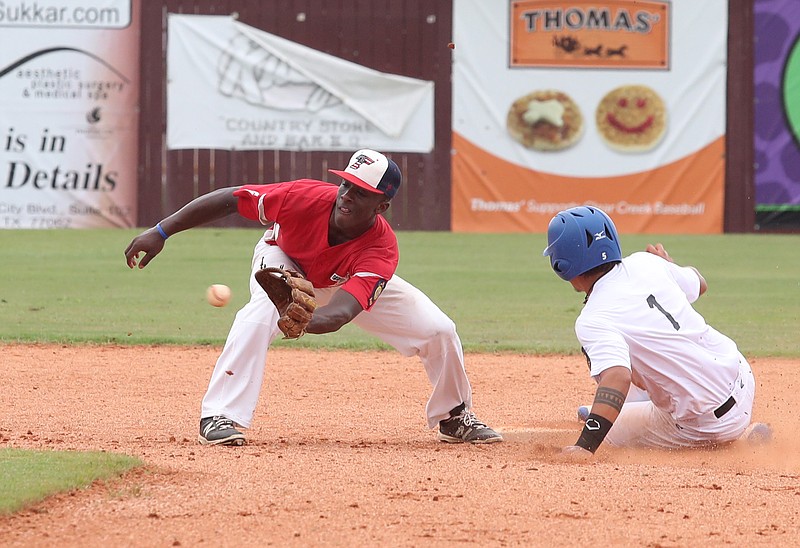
[167,15,434,153]
[0,0,140,229]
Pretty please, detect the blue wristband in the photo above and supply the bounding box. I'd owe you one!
[156,222,169,240]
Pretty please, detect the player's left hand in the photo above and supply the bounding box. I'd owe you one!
[645,243,673,263]
[255,267,317,339]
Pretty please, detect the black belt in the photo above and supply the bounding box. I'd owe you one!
[714,396,736,418]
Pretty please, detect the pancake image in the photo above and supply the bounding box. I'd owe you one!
[506,90,584,151]
[595,85,667,152]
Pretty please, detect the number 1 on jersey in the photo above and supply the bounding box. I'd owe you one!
[646,294,680,330]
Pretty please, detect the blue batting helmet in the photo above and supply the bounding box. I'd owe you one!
[542,206,622,281]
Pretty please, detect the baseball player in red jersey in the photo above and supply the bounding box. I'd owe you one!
[542,206,771,458]
[124,149,502,446]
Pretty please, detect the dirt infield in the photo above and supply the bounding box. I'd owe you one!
[1,344,799,547]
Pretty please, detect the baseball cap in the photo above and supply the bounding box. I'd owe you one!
[329,149,402,199]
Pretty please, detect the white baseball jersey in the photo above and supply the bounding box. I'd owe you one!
[577,252,743,423]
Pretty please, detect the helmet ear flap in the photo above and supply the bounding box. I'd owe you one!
[552,258,572,278]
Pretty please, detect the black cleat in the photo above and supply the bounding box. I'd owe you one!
[438,404,503,444]
[198,416,246,446]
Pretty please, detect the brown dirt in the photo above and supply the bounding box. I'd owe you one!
[1,343,799,547]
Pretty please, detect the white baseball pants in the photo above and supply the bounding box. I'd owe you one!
[604,355,756,449]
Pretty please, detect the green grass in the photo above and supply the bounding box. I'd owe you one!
[0,229,798,356]
[0,448,142,515]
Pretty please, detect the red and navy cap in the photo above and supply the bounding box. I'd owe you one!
[329,149,402,199]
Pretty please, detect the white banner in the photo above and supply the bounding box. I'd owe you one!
[167,15,434,153]
[0,0,140,229]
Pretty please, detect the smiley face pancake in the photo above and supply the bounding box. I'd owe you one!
[506,90,584,151]
[596,85,667,152]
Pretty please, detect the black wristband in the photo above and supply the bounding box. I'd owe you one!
[575,413,613,453]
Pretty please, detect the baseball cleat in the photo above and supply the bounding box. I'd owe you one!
[743,422,773,446]
[577,406,590,422]
[437,404,504,444]
[198,415,246,446]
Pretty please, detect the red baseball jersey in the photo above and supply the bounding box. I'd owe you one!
[234,180,399,310]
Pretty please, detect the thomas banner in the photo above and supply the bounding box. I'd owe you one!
[452,0,728,233]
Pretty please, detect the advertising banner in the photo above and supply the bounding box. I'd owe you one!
[0,0,140,229]
[510,0,670,69]
[452,0,728,233]
[167,15,434,153]
[754,0,800,229]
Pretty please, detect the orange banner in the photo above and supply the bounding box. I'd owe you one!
[510,0,670,69]
[451,132,725,234]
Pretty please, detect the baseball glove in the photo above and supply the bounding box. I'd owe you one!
[254,267,317,339]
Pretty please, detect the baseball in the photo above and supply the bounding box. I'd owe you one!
[206,284,231,307]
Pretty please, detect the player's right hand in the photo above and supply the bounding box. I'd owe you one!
[124,228,165,269]
[558,445,594,462]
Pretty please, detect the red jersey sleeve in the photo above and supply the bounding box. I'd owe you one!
[234,185,286,224]
[339,250,397,310]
